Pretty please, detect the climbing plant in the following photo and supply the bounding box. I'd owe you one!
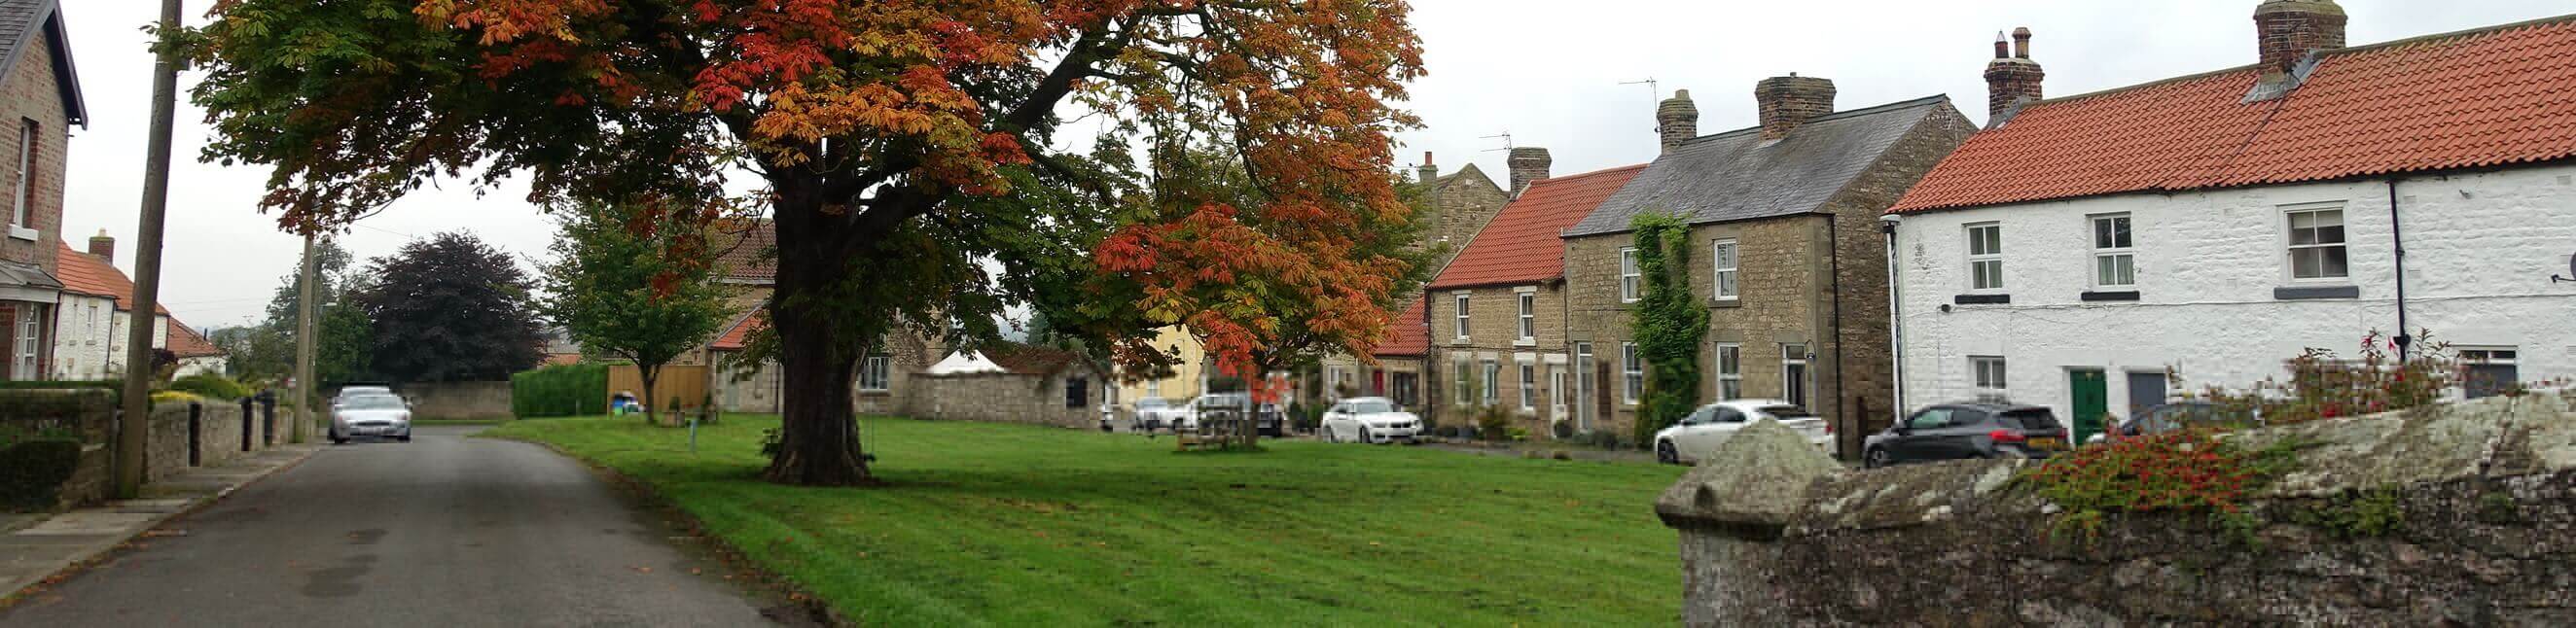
[1630,212,1708,445]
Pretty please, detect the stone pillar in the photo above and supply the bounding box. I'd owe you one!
[1984,28,2044,123]
[1755,75,1836,141]
[1656,90,1699,154]
[2256,0,2346,75]
[1655,420,1844,627]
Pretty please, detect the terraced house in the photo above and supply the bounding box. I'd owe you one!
[1888,2,2576,442]
[1313,153,1509,408]
[1561,80,1975,455]
[1422,150,1643,433]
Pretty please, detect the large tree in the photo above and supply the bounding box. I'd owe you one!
[222,239,374,386]
[352,232,547,382]
[188,0,1426,485]
[542,203,732,421]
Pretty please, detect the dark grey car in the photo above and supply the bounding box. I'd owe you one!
[1863,401,2070,469]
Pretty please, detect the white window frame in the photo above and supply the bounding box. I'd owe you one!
[1454,361,1474,404]
[1780,343,1809,408]
[9,120,32,237]
[2089,213,2135,289]
[1619,247,1640,302]
[1970,356,2007,396]
[1482,361,1500,405]
[1621,342,1642,405]
[2283,203,2349,282]
[858,356,892,392]
[1519,363,1537,410]
[1965,223,2003,292]
[1515,289,1536,344]
[1715,343,1741,401]
[1452,292,1472,340]
[1711,238,1739,301]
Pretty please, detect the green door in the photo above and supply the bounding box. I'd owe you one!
[2068,369,2107,443]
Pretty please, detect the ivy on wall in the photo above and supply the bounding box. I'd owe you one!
[1630,212,1709,445]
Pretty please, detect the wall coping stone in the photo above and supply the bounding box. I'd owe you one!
[1654,418,1846,538]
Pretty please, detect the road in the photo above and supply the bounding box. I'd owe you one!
[0,425,783,627]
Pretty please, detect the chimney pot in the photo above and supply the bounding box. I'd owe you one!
[1754,76,1837,141]
[87,229,113,264]
[1417,151,1438,183]
[1506,147,1553,195]
[1994,31,2010,58]
[1984,27,2046,124]
[2013,27,2032,58]
[1656,89,1699,154]
[2255,0,2347,75]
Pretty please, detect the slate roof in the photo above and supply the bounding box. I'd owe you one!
[1430,164,1646,289]
[1565,95,1953,236]
[1372,298,1428,358]
[0,0,85,126]
[1891,15,2576,213]
[54,243,166,315]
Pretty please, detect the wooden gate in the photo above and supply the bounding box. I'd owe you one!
[607,365,712,410]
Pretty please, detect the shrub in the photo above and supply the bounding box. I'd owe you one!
[1475,404,1513,442]
[168,373,254,401]
[0,438,80,511]
[0,380,118,391]
[2185,330,2455,425]
[1628,212,1706,447]
[511,364,609,418]
[2021,430,2303,544]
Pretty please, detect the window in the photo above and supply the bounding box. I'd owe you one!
[2286,206,2347,280]
[1064,376,1090,408]
[2090,214,2134,288]
[1715,343,1741,401]
[1454,362,1474,404]
[1780,343,1809,409]
[1711,239,1739,300]
[13,306,35,380]
[1965,223,2003,291]
[1906,407,1954,431]
[2461,348,2520,399]
[1453,293,1471,339]
[1481,361,1500,405]
[858,356,891,392]
[1619,247,1640,302]
[1324,366,1344,400]
[1622,342,1642,405]
[1390,372,1418,408]
[1516,292,1536,342]
[1970,356,2007,396]
[11,120,33,229]
[1519,364,1537,410]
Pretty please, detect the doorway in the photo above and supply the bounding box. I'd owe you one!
[1780,344,1810,410]
[1574,343,1594,432]
[2068,368,2108,443]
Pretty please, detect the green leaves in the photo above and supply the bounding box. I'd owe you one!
[540,203,732,380]
[1628,212,1707,445]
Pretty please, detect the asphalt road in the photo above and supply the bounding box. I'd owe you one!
[0,426,780,627]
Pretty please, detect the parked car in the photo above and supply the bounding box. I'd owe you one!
[2087,401,2257,444]
[336,384,393,402]
[330,393,413,444]
[1863,401,2069,468]
[1192,393,1286,436]
[1318,397,1421,444]
[1652,400,1831,465]
[1131,397,1191,432]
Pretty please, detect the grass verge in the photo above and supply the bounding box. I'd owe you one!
[484,414,1686,626]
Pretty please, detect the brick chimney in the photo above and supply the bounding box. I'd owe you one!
[1984,27,2045,123]
[1755,75,1836,141]
[2255,0,2346,75]
[1656,89,1699,154]
[87,229,113,263]
[1416,152,1438,184]
[1506,147,1552,195]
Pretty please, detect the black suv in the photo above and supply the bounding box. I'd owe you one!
[1863,401,2070,469]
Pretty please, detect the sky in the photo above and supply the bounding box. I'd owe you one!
[53,0,2574,330]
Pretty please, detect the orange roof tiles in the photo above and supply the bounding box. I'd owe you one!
[1372,298,1428,357]
[712,221,776,283]
[710,312,763,351]
[52,242,166,315]
[1427,164,1646,289]
[1893,16,2576,213]
[167,324,223,359]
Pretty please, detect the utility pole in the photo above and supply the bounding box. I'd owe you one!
[294,232,318,443]
[117,0,185,498]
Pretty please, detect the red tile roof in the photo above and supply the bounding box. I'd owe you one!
[1372,297,1428,358]
[52,243,166,315]
[712,221,775,283]
[710,311,763,351]
[166,324,223,359]
[1427,164,1646,289]
[1892,15,2576,213]
[984,342,1091,376]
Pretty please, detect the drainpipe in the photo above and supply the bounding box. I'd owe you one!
[1881,215,1906,432]
[2387,179,2412,354]
[1825,215,1849,459]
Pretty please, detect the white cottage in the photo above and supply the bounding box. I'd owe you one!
[1886,3,2576,440]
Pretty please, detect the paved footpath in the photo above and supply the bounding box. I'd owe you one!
[0,425,779,627]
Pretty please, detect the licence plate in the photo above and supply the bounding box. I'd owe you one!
[2027,437,2063,450]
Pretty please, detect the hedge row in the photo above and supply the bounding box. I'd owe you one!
[512,364,608,418]
[167,373,255,401]
[0,439,79,511]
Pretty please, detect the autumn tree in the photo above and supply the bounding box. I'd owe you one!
[542,203,732,423]
[352,232,547,382]
[188,0,1426,485]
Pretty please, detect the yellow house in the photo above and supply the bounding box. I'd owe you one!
[1117,325,1211,405]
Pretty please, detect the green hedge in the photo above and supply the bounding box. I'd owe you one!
[0,439,79,511]
[168,373,254,401]
[512,364,607,418]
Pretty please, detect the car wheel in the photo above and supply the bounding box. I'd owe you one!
[1657,440,1679,465]
[1325,426,1341,443]
[1864,447,1892,469]
[1357,428,1372,444]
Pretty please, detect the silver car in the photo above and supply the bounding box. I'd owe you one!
[330,394,413,443]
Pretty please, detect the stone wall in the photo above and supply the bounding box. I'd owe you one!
[396,381,514,420]
[0,390,113,508]
[1,391,287,509]
[898,371,1106,430]
[1660,394,2576,626]
[1427,284,1572,430]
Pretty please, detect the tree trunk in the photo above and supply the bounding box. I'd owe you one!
[638,363,661,426]
[759,187,877,486]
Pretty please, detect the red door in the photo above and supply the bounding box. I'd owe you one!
[1372,371,1386,396]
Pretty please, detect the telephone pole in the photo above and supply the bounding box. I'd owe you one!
[294,233,318,442]
[117,0,185,498]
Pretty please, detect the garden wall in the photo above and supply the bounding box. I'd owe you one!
[146,401,265,482]
[1659,394,2576,626]
[900,373,1099,429]
[0,390,114,508]
[397,381,514,420]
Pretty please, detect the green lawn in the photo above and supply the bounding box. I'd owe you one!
[484,415,1688,626]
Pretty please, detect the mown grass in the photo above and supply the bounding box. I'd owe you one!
[484,415,1688,626]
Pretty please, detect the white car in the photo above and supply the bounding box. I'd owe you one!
[1132,397,1197,432]
[1653,400,1831,465]
[330,394,413,444]
[1319,397,1421,444]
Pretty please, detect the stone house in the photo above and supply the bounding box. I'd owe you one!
[0,1,82,381]
[50,234,218,381]
[903,342,1113,429]
[698,221,944,415]
[1114,324,1211,407]
[1561,80,1975,453]
[1421,151,1644,434]
[1887,3,2576,441]
[1306,152,1510,409]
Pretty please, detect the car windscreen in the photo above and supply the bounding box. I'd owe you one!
[1757,405,1814,419]
[1136,399,1168,408]
[1347,401,1394,414]
[1994,408,2062,432]
[340,396,404,410]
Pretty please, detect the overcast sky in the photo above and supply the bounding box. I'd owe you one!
[55,0,2572,329]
